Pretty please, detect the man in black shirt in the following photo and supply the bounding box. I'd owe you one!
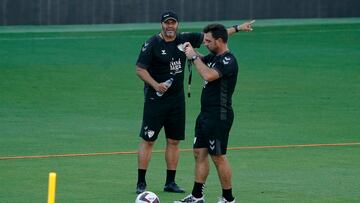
[136,11,254,194]
[175,23,241,203]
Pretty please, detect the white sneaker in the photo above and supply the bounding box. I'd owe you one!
[173,194,205,203]
[217,197,235,203]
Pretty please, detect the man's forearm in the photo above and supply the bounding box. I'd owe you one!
[227,20,255,36]
[193,58,219,82]
[227,25,238,36]
[136,67,158,90]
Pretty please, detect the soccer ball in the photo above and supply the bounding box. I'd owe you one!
[135,191,160,203]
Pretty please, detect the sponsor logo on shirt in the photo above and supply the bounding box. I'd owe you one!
[170,58,182,75]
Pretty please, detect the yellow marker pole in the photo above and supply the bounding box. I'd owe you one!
[47,172,57,203]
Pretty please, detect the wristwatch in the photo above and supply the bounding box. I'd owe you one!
[191,55,199,61]
[233,24,239,32]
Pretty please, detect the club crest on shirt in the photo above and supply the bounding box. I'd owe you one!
[161,49,167,55]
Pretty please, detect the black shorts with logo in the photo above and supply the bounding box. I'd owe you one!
[139,94,185,141]
[194,111,234,155]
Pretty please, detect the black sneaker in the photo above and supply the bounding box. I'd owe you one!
[136,182,146,194]
[164,182,185,193]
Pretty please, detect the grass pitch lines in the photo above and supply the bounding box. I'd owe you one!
[1,142,359,161]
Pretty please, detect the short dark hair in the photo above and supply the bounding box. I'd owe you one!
[203,23,228,43]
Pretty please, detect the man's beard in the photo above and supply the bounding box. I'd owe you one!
[162,26,177,37]
[206,46,216,55]
[165,30,176,37]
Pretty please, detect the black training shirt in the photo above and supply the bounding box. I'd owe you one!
[136,32,203,99]
[200,51,238,120]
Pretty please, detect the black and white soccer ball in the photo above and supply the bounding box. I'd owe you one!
[135,191,160,203]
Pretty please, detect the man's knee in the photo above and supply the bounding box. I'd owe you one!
[167,138,180,146]
[193,148,208,162]
[141,139,155,148]
[211,154,227,166]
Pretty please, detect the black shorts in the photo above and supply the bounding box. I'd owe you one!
[194,111,234,155]
[139,95,185,141]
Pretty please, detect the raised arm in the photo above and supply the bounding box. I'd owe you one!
[227,20,256,35]
[183,43,220,82]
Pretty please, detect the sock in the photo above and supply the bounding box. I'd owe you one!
[166,170,176,184]
[137,169,147,184]
[191,182,205,198]
[222,188,234,202]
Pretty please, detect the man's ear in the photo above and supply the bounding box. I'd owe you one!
[215,38,224,46]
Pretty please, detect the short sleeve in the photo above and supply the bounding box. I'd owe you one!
[212,55,237,78]
[136,38,154,69]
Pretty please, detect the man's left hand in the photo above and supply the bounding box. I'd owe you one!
[183,42,197,60]
[239,20,256,31]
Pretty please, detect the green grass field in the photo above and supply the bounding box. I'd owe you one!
[1,19,360,202]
